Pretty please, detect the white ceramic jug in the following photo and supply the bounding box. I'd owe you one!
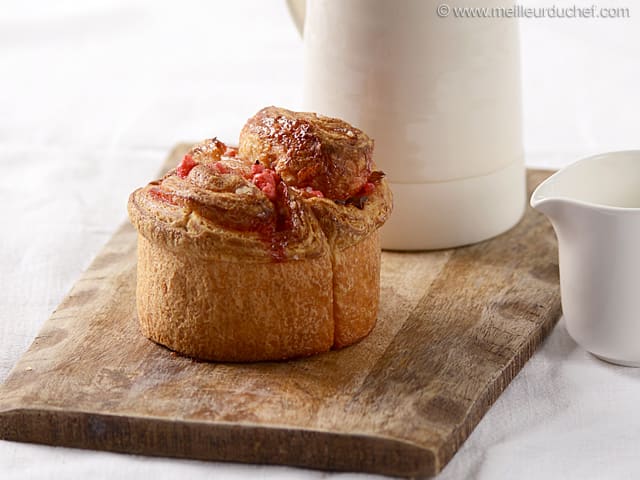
[287,0,525,250]
[531,151,640,367]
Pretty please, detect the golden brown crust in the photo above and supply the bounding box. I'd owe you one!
[136,236,334,362]
[332,232,381,349]
[127,147,328,263]
[302,180,392,249]
[239,106,374,200]
[128,107,393,362]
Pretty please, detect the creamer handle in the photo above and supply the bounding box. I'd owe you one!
[285,0,306,36]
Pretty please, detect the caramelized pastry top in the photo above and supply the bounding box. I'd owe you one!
[239,106,374,201]
[128,109,392,262]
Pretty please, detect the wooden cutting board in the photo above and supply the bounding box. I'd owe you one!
[0,145,561,478]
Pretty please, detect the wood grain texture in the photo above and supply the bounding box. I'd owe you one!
[0,144,561,478]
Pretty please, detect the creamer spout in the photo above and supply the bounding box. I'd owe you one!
[530,196,566,223]
[530,170,575,226]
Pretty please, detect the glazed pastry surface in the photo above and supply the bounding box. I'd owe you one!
[128,107,393,361]
[239,106,374,200]
[129,107,392,261]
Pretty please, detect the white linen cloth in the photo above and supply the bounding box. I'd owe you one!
[2,1,640,478]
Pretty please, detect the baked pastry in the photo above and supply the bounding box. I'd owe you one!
[128,107,392,361]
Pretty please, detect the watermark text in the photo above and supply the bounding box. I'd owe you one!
[436,4,630,19]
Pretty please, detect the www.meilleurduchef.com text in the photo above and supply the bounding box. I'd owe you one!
[435,4,630,19]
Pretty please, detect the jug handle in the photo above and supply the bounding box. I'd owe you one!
[285,0,306,36]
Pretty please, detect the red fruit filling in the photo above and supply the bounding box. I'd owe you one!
[176,154,197,178]
[252,170,278,201]
[149,187,177,205]
[209,161,230,174]
[224,146,238,157]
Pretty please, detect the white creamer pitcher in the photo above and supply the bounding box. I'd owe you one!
[287,0,525,250]
[531,151,640,367]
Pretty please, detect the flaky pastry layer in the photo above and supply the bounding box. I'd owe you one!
[128,109,392,261]
[128,107,393,361]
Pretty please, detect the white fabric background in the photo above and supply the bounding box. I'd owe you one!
[2,0,640,479]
